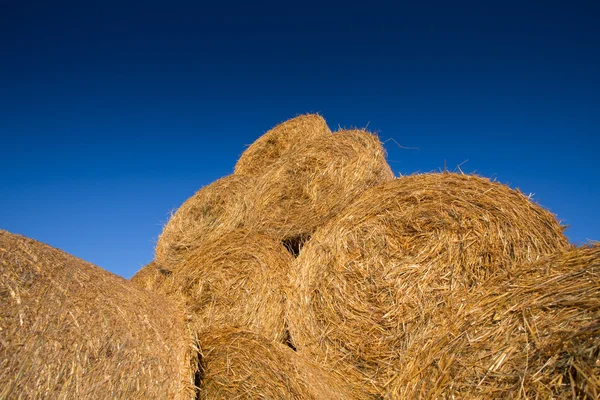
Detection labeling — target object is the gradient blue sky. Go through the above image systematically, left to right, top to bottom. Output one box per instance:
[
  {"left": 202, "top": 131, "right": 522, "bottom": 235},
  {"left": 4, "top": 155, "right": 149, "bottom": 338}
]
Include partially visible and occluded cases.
[{"left": 1, "top": 1, "right": 598, "bottom": 278}]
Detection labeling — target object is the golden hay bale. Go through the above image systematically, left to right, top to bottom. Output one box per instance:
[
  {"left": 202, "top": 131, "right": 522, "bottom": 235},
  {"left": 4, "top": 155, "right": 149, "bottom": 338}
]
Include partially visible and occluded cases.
[
  {"left": 234, "top": 113, "right": 332, "bottom": 177},
  {"left": 246, "top": 129, "right": 394, "bottom": 242},
  {"left": 287, "top": 173, "right": 569, "bottom": 396},
  {"left": 155, "top": 174, "right": 254, "bottom": 265},
  {"left": 158, "top": 229, "right": 294, "bottom": 343},
  {"left": 0, "top": 230, "right": 196, "bottom": 399},
  {"left": 388, "top": 244, "right": 600, "bottom": 399},
  {"left": 130, "top": 260, "right": 172, "bottom": 291},
  {"left": 197, "top": 327, "right": 359, "bottom": 400}
]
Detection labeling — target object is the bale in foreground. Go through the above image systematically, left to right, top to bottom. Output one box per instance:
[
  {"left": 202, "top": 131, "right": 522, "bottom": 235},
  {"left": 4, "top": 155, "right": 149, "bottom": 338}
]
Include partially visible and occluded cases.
[
  {"left": 234, "top": 113, "right": 332, "bottom": 177},
  {"left": 247, "top": 129, "right": 394, "bottom": 243},
  {"left": 287, "top": 173, "right": 569, "bottom": 396},
  {"left": 155, "top": 174, "right": 253, "bottom": 265},
  {"left": 157, "top": 229, "right": 294, "bottom": 343},
  {"left": 0, "top": 230, "right": 195, "bottom": 399},
  {"left": 388, "top": 244, "right": 600, "bottom": 399},
  {"left": 197, "top": 327, "right": 359, "bottom": 399}
]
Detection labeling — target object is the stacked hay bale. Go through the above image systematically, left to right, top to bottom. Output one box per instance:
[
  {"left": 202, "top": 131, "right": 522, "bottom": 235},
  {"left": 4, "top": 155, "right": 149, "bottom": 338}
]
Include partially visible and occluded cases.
[
  {"left": 234, "top": 113, "right": 332, "bottom": 177},
  {"left": 243, "top": 129, "right": 395, "bottom": 242},
  {"left": 286, "top": 173, "right": 570, "bottom": 397},
  {"left": 154, "top": 174, "right": 254, "bottom": 266},
  {"left": 154, "top": 229, "right": 294, "bottom": 343},
  {"left": 0, "top": 230, "right": 196, "bottom": 399},
  {"left": 387, "top": 243, "right": 600, "bottom": 399},
  {"left": 130, "top": 259, "right": 172, "bottom": 291},
  {"left": 197, "top": 327, "right": 357, "bottom": 400}
]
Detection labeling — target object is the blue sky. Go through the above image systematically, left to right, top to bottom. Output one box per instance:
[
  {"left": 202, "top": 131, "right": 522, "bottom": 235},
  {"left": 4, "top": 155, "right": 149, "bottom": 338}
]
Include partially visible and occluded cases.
[{"left": 1, "top": 1, "right": 598, "bottom": 278}]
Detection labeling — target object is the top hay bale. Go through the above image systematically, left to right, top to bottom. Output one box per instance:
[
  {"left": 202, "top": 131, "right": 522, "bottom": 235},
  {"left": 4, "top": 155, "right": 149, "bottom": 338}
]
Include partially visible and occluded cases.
[
  {"left": 234, "top": 114, "right": 332, "bottom": 177},
  {"left": 246, "top": 129, "right": 395, "bottom": 241},
  {"left": 287, "top": 173, "right": 570, "bottom": 396},
  {"left": 155, "top": 174, "right": 253, "bottom": 265},
  {"left": 0, "top": 230, "right": 195, "bottom": 399},
  {"left": 388, "top": 243, "right": 600, "bottom": 399},
  {"left": 197, "top": 327, "right": 359, "bottom": 400}
]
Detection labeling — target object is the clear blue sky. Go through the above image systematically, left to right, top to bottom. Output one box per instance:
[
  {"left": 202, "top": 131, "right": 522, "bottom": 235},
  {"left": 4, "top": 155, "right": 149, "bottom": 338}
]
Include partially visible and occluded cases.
[{"left": 1, "top": 1, "right": 598, "bottom": 278}]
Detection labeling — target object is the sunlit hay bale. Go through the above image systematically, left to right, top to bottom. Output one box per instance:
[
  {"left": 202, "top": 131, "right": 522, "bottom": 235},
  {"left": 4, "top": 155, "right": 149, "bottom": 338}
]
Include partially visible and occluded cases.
[
  {"left": 234, "top": 114, "right": 332, "bottom": 177},
  {"left": 247, "top": 129, "right": 394, "bottom": 243},
  {"left": 286, "top": 173, "right": 569, "bottom": 396},
  {"left": 155, "top": 174, "right": 254, "bottom": 265},
  {"left": 161, "top": 229, "right": 294, "bottom": 343},
  {"left": 0, "top": 230, "right": 196, "bottom": 400},
  {"left": 388, "top": 244, "right": 600, "bottom": 399},
  {"left": 130, "top": 260, "right": 172, "bottom": 291},
  {"left": 197, "top": 327, "right": 360, "bottom": 400}
]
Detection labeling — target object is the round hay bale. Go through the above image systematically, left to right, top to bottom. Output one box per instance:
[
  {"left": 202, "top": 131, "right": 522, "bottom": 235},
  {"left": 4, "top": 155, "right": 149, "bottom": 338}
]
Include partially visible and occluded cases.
[
  {"left": 234, "top": 113, "right": 332, "bottom": 177},
  {"left": 247, "top": 129, "right": 394, "bottom": 242},
  {"left": 286, "top": 173, "right": 569, "bottom": 396},
  {"left": 155, "top": 174, "right": 254, "bottom": 265},
  {"left": 161, "top": 229, "right": 294, "bottom": 343},
  {"left": 0, "top": 230, "right": 196, "bottom": 400},
  {"left": 388, "top": 244, "right": 600, "bottom": 399},
  {"left": 130, "top": 260, "right": 172, "bottom": 291},
  {"left": 197, "top": 327, "right": 359, "bottom": 399}
]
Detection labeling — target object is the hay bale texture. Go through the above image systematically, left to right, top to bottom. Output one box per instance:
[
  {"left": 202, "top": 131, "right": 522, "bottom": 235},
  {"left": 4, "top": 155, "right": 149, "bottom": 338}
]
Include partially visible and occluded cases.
[
  {"left": 234, "top": 113, "right": 332, "bottom": 177},
  {"left": 246, "top": 129, "right": 394, "bottom": 241},
  {"left": 287, "top": 173, "right": 569, "bottom": 396},
  {"left": 155, "top": 174, "right": 253, "bottom": 265},
  {"left": 153, "top": 229, "right": 294, "bottom": 343},
  {"left": 0, "top": 230, "right": 195, "bottom": 399},
  {"left": 388, "top": 243, "right": 600, "bottom": 399},
  {"left": 130, "top": 260, "right": 172, "bottom": 291},
  {"left": 197, "top": 327, "right": 358, "bottom": 399}
]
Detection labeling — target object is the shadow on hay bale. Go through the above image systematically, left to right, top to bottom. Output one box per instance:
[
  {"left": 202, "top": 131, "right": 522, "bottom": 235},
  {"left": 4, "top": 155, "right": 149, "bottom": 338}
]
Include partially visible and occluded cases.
[
  {"left": 234, "top": 113, "right": 332, "bottom": 177},
  {"left": 247, "top": 129, "right": 394, "bottom": 243},
  {"left": 287, "top": 173, "right": 570, "bottom": 396},
  {"left": 155, "top": 174, "right": 254, "bottom": 265},
  {"left": 152, "top": 229, "right": 294, "bottom": 344},
  {"left": 0, "top": 230, "right": 196, "bottom": 399},
  {"left": 388, "top": 243, "right": 600, "bottom": 399},
  {"left": 197, "top": 327, "right": 359, "bottom": 400}
]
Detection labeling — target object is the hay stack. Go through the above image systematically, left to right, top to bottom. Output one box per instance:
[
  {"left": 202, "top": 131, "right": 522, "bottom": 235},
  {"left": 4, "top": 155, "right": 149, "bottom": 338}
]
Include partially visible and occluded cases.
[
  {"left": 234, "top": 113, "right": 332, "bottom": 177},
  {"left": 247, "top": 129, "right": 394, "bottom": 242},
  {"left": 287, "top": 173, "right": 569, "bottom": 396},
  {"left": 155, "top": 174, "right": 253, "bottom": 265},
  {"left": 159, "top": 229, "right": 294, "bottom": 343},
  {"left": 0, "top": 230, "right": 195, "bottom": 399},
  {"left": 388, "top": 244, "right": 600, "bottom": 399},
  {"left": 130, "top": 260, "right": 172, "bottom": 291},
  {"left": 197, "top": 327, "right": 359, "bottom": 399}
]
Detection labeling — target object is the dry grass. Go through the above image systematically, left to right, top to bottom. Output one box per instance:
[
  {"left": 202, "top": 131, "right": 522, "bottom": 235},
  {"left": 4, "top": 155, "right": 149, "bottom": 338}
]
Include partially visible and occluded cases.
[
  {"left": 234, "top": 113, "right": 332, "bottom": 177},
  {"left": 246, "top": 129, "right": 394, "bottom": 242},
  {"left": 287, "top": 173, "right": 570, "bottom": 396},
  {"left": 155, "top": 174, "right": 254, "bottom": 265},
  {"left": 153, "top": 229, "right": 294, "bottom": 344},
  {"left": 0, "top": 230, "right": 196, "bottom": 399},
  {"left": 388, "top": 243, "right": 600, "bottom": 399},
  {"left": 130, "top": 260, "right": 172, "bottom": 291},
  {"left": 197, "top": 327, "right": 360, "bottom": 399}
]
